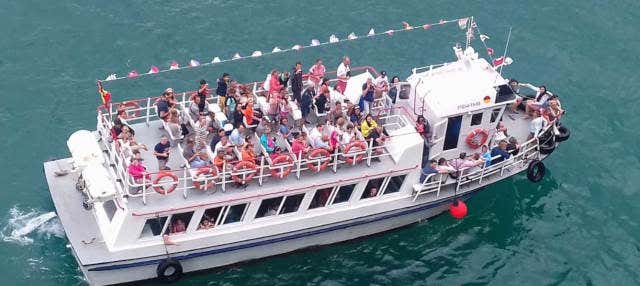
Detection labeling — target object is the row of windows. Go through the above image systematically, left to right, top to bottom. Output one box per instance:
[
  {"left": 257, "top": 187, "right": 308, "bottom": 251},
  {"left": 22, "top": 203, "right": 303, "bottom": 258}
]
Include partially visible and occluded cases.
[
  {"left": 470, "top": 108, "right": 502, "bottom": 126},
  {"left": 139, "top": 175, "right": 407, "bottom": 238}
]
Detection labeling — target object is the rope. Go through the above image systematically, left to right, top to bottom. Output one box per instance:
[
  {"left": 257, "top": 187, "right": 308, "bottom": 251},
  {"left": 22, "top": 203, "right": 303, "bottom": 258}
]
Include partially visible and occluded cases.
[{"left": 102, "top": 17, "right": 473, "bottom": 82}]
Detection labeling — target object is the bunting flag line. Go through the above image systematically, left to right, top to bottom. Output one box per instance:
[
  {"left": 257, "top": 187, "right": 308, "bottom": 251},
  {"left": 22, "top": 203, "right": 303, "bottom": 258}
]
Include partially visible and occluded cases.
[
  {"left": 102, "top": 16, "right": 473, "bottom": 82},
  {"left": 479, "top": 34, "right": 490, "bottom": 42},
  {"left": 486, "top": 48, "right": 494, "bottom": 56},
  {"left": 492, "top": 56, "right": 505, "bottom": 67}
]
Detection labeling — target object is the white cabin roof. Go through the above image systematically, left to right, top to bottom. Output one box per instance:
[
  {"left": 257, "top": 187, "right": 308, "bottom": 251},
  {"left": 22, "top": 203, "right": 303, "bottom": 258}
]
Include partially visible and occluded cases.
[{"left": 409, "top": 55, "right": 509, "bottom": 118}]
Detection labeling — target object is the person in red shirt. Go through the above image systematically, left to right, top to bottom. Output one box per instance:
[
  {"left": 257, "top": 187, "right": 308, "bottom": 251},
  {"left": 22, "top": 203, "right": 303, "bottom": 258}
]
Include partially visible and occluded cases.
[
  {"left": 308, "top": 58, "right": 326, "bottom": 86},
  {"left": 268, "top": 69, "right": 283, "bottom": 98},
  {"left": 291, "top": 132, "right": 310, "bottom": 158},
  {"left": 127, "top": 158, "right": 149, "bottom": 183}
]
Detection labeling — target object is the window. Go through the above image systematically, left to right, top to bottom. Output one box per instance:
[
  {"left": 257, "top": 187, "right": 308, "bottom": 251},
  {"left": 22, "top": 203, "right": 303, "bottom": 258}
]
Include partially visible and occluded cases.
[
  {"left": 398, "top": 84, "right": 411, "bottom": 100},
  {"left": 490, "top": 108, "right": 501, "bottom": 123},
  {"left": 471, "top": 112, "right": 483, "bottom": 126},
  {"left": 443, "top": 115, "right": 462, "bottom": 151},
  {"left": 384, "top": 175, "right": 406, "bottom": 195},
  {"left": 361, "top": 178, "right": 385, "bottom": 199},
  {"left": 332, "top": 184, "right": 355, "bottom": 204},
  {"left": 309, "top": 187, "right": 333, "bottom": 209},
  {"left": 280, "top": 194, "right": 305, "bottom": 214},
  {"left": 256, "top": 197, "right": 284, "bottom": 218},
  {"left": 103, "top": 200, "right": 117, "bottom": 222},
  {"left": 223, "top": 203, "right": 248, "bottom": 224},
  {"left": 198, "top": 207, "right": 223, "bottom": 230},
  {"left": 165, "top": 212, "right": 194, "bottom": 235},
  {"left": 140, "top": 216, "right": 168, "bottom": 238}
]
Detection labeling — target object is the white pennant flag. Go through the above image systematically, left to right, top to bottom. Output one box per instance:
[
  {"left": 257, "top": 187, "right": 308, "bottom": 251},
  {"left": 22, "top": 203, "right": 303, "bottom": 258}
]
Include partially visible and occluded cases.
[
  {"left": 367, "top": 28, "right": 375, "bottom": 36},
  {"left": 347, "top": 32, "right": 357, "bottom": 40},
  {"left": 329, "top": 34, "right": 339, "bottom": 43},
  {"left": 479, "top": 34, "right": 490, "bottom": 42},
  {"left": 311, "top": 39, "right": 320, "bottom": 46},
  {"left": 292, "top": 44, "right": 302, "bottom": 50},
  {"left": 272, "top": 47, "right": 282, "bottom": 52},
  {"left": 251, "top": 51, "right": 262, "bottom": 57},
  {"left": 232, "top": 53, "right": 241, "bottom": 59},
  {"left": 212, "top": 57, "right": 221, "bottom": 63},
  {"left": 105, "top": 74, "right": 117, "bottom": 81}
]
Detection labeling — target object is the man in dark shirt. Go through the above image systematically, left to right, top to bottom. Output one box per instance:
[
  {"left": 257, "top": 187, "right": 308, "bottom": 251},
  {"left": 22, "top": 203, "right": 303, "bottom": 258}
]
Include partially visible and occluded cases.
[
  {"left": 291, "top": 62, "right": 304, "bottom": 104},
  {"left": 216, "top": 73, "right": 230, "bottom": 110},
  {"left": 361, "top": 78, "right": 375, "bottom": 114},
  {"left": 197, "top": 79, "right": 209, "bottom": 111},
  {"left": 301, "top": 85, "right": 314, "bottom": 123},
  {"left": 156, "top": 93, "right": 170, "bottom": 121},
  {"left": 209, "top": 129, "right": 225, "bottom": 152},
  {"left": 153, "top": 135, "right": 171, "bottom": 170},
  {"left": 506, "top": 137, "right": 520, "bottom": 155},
  {"left": 490, "top": 140, "right": 511, "bottom": 165},
  {"left": 420, "top": 159, "right": 445, "bottom": 183}
]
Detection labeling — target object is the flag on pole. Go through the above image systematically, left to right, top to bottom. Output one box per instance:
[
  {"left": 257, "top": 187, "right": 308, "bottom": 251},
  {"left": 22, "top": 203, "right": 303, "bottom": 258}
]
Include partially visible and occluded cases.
[
  {"left": 458, "top": 18, "right": 469, "bottom": 29},
  {"left": 479, "top": 34, "right": 490, "bottom": 42},
  {"left": 486, "top": 48, "right": 494, "bottom": 56},
  {"left": 492, "top": 56, "right": 505, "bottom": 67},
  {"left": 170, "top": 61, "right": 179, "bottom": 70},
  {"left": 148, "top": 66, "right": 159, "bottom": 74},
  {"left": 97, "top": 80, "right": 111, "bottom": 108}
]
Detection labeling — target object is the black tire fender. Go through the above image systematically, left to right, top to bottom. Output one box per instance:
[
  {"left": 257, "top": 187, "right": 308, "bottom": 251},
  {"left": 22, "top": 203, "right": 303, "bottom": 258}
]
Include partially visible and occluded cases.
[
  {"left": 527, "top": 160, "right": 546, "bottom": 183},
  {"left": 157, "top": 258, "right": 183, "bottom": 283}
]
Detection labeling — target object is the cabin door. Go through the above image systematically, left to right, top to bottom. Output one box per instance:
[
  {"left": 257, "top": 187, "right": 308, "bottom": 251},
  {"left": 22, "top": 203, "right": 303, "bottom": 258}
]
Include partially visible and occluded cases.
[{"left": 443, "top": 115, "right": 462, "bottom": 151}]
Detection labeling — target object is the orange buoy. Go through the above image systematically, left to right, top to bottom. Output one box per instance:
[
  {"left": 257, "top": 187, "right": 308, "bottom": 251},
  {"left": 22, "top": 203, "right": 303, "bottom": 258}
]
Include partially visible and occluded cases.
[{"left": 449, "top": 199, "right": 467, "bottom": 219}]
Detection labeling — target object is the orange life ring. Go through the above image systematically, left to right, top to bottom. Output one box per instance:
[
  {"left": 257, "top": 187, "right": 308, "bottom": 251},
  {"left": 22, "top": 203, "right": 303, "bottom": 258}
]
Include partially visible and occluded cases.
[
  {"left": 118, "top": 101, "right": 142, "bottom": 117},
  {"left": 465, "top": 128, "right": 489, "bottom": 149},
  {"left": 343, "top": 141, "right": 367, "bottom": 165},
  {"left": 306, "top": 148, "right": 331, "bottom": 172},
  {"left": 270, "top": 154, "right": 294, "bottom": 178},
  {"left": 232, "top": 161, "right": 257, "bottom": 184},
  {"left": 192, "top": 167, "right": 218, "bottom": 190},
  {"left": 153, "top": 171, "right": 179, "bottom": 194}
]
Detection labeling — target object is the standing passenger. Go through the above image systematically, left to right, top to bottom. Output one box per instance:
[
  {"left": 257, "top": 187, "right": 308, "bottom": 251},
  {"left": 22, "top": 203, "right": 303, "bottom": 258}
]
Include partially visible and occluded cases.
[{"left": 335, "top": 56, "right": 350, "bottom": 94}]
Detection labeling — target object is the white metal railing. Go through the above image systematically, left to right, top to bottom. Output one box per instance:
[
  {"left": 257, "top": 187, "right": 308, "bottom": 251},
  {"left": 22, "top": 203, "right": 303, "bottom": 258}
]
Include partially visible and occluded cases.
[{"left": 412, "top": 123, "right": 554, "bottom": 201}]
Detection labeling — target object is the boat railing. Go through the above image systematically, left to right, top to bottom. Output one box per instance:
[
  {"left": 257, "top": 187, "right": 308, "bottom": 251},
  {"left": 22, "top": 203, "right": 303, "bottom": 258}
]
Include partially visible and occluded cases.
[{"left": 412, "top": 124, "right": 554, "bottom": 201}]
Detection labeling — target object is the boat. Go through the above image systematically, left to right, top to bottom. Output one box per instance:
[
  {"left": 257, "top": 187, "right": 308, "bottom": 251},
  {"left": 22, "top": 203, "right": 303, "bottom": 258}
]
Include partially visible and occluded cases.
[{"left": 43, "top": 19, "right": 570, "bottom": 285}]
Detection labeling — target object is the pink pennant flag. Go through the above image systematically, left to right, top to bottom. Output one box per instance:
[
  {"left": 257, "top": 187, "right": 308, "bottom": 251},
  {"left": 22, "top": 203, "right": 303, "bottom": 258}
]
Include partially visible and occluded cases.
[
  {"left": 458, "top": 18, "right": 469, "bottom": 29},
  {"left": 439, "top": 19, "right": 445, "bottom": 24},
  {"left": 422, "top": 24, "right": 431, "bottom": 30},
  {"left": 385, "top": 30, "right": 394, "bottom": 36},
  {"left": 486, "top": 48, "right": 494, "bottom": 56},
  {"left": 493, "top": 56, "right": 505, "bottom": 67},
  {"left": 189, "top": 59, "right": 200, "bottom": 67},
  {"left": 169, "top": 61, "right": 179, "bottom": 70},
  {"left": 148, "top": 66, "right": 159, "bottom": 74},
  {"left": 127, "top": 70, "right": 138, "bottom": 78}
]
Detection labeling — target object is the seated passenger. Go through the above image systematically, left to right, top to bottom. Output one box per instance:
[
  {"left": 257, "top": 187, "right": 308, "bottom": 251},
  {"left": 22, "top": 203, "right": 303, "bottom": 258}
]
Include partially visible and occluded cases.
[
  {"left": 524, "top": 84, "right": 553, "bottom": 117},
  {"left": 314, "top": 90, "right": 329, "bottom": 114},
  {"left": 542, "top": 96, "right": 564, "bottom": 123},
  {"left": 328, "top": 101, "right": 346, "bottom": 122},
  {"left": 348, "top": 105, "right": 363, "bottom": 125},
  {"left": 528, "top": 109, "right": 547, "bottom": 139},
  {"left": 361, "top": 115, "right": 386, "bottom": 148},
  {"left": 279, "top": 118, "right": 293, "bottom": 142},
  {"left": 494, "top": 121, "right": 508, "bottom": 142},
  {"left": 340, "top": 123, "right": 356, "bottom": 145},
  {"left": 229, "top": 124, "right": 246, "bottom": 146},
  {"left": 309, "top": 124, "right": 329, "bottom": 149},
  {"left": 260, "top": 127, "right": 276, "bottom": 154},
  {"left": 292, "top": 133, "right": 311, "bottom": 157},
  {"left": 214, "top": 136, "right": 230, "bottom": 153},
  {"left": 506, "top": 137, "right": 520, "bottom": 155},
  {"left": 183, "top": 138, "right": 196, "bottom": 163},
  {"left": 490, "top": 140, "right": 511, "bottom": 164},
  {"left": 241, "top": 143, "right": 257, "bottom": 163},
  {"left": 481, "top": 145, "right": 492, "bottom": 167},
  {"left": 190, "top": 151, "right": 210, "bottom": 168},
  {"left": 214, "top": 152, "right": 226, "bottom": 169},
  {"left": 449, "top": 152, "right": 484, "bottom": 177},
  {"left": 436, "top": 157, "right": 456, "bottom": 173},
  {"left": 127, "top": 158, "right": 149, "bottom": 183},
  {"left": 420, "top": 159, "right": 448, "bottom": 183},
  {"left": 198, "top": 215, "right": 215, "bottom": 230},
  {"left": 169, "top": 219, "right": 186, "bottom": 234}
]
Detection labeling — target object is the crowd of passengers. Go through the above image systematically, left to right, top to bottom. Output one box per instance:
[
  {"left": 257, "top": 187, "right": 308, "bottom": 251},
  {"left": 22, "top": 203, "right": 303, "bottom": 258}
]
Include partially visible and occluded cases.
[
  {"left": 114, "top": 56, "right": 408, "bottom": 183},
  {"left": 420, "top": 79, "right": 565, "bottom": 183}
]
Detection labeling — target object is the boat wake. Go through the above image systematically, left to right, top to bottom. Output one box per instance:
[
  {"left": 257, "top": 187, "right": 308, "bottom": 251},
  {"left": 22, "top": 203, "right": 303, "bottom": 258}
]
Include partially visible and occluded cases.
[{"left": 0, "top": 206, "right": 64, "bottom": 245}]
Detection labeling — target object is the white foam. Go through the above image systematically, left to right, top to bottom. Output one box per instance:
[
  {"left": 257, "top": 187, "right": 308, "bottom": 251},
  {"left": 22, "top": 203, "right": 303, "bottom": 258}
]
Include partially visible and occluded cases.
[{"left": 1, "top": 206, "right": 60, "bottom": 245}]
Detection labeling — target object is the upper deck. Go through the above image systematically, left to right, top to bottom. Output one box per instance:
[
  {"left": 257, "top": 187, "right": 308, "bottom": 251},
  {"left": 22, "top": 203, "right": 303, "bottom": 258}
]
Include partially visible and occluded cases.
[{"left": 89, "top": 66, "right": 424, "bottom": 214}]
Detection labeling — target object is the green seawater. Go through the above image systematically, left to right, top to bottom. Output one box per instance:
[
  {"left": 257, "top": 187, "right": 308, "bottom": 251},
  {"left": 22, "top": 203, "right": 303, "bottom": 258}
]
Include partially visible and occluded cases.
[{"left": 1, "top": 0, "right": 639, "bottom": 285}]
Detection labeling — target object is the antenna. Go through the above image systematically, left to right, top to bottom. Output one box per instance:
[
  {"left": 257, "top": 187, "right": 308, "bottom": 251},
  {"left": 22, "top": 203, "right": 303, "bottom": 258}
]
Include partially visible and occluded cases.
[
  {"left": 465, "top": 16, "right": 474, "bottom": 49},
  {"left": 498, "top": 27, "right": 512, "bottom": 76}
]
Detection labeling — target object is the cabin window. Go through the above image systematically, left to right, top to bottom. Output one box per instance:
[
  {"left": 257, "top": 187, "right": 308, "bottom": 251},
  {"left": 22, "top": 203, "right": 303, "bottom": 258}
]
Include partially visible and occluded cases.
[
  {"left": 398, "top": 84, "right": 411, "bottom": 100},
  {"left": 490, "top": 108, "right": 501, "bottom": 123},
  {"left": 470, "top": 112, "right": 483, "bottom": 126},
  {"left": 384, "top": 175, "right": 406, "bottom": 195},
  {"left": 361, "top": 178, "right": 385, "bottom": 199},
  {"left": 332, "top": 184, "right": 355, "bottom": 204},
  {"left": 309, "top": 187, "right": 333, "bottom": 209},
  {"left": 280, "top": 194, "right": 305, "bottom": 214},
  {"left": 256, "top": 197, "right": 284, "bottom": 218},
  {"left": 103, "top": 200, "right": 117, "bottom": 222},
  {"left": 223, "top": 203, "right": 248, "bottom": 224},
  {"left": 198, "top": 206, "right": 223, "bottom": 230},
  {"left": 165, "top": 211, "right": 194, "bottom": 235},
  {"left": 140, "top": 216, "right": 168, "bottom": 238}
]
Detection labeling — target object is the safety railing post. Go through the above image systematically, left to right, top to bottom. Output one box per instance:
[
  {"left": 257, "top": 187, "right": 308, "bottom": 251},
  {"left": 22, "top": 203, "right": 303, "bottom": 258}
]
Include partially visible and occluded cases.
[
  {"left": 145, "top": 97, "right": 152, "bottom": 126},
  {"left": 366, "top": 140, "right": 373, "bottom": 167},
  {"left": 332, "top": 147, "right": 339, "bottom": 173},
  {"left": 296, "top": 151, "right": 302, "bottom": 179},
  {"left": 259, "top": 157, "right": 264, "bottom": 186},
  {"left": 221, "top": 162, "right": 226, "bottom": 192},
  {"left": 182, "top": 168, "right": 188, "bottom": 199},
  {"left": 436, "top": 174, "right": 443, "bottom": 198},
  {"left": 142, "top": 175, "right": 147, "bottom": 205}
]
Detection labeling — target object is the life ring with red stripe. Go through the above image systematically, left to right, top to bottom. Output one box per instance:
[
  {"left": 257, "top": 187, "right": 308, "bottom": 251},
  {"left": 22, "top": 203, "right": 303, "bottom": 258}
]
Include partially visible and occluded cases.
[
  {"left": 118, "top": 101, "right": 142, "bottom": 117},
  {"left": 465, "top": 128, "right": 489, "bottom": 149},
  {"left": 343, "top": 141, "right": 367, "bottom": 165},
  {"left": 306, "top": 148, "right": 331, "bottom": 172},
  {"left": 270, "top": 154, "right": 294, "bottom": 178},
  {"left": 232, "top": 161, "right": 257, "bottom": 184},
  {"left": 192, "top": 167, "right": 217, "bottom": 190},
  {"left": 153, "top": 171, "right": 179, "bottom": 194}
]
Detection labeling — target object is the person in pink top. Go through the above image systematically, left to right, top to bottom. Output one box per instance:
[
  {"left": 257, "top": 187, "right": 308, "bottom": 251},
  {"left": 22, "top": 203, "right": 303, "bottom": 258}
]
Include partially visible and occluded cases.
[
  {"left": 335, "top": 56, "right": 350, "bottom": 94},
  {"left": 308, "top": 58, "right": 326, "bottom": 86},
  {"left": 268, "top": 69, "right": 283, "bottom": 98},
  {"left": 127, "top": 158, "right": 149, "bottom": 183}
]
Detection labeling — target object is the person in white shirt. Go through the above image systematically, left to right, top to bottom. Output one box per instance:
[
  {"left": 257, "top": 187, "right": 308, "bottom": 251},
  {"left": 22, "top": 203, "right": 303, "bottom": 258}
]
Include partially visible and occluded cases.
[
  {"left": 335, "top": 56, "right": 350, "bottom": 94},
  {"left": 374, "top": 71, "right": 391, "bottom": 108},
  {"left": 524, "top": 84, "right": 552, "bottom": 118},
  {"left": 528, "top": 109, "right": 547, "bottom": 139},
  {"left": 309, "top": 123, "right": 329, "bottom": 149}
]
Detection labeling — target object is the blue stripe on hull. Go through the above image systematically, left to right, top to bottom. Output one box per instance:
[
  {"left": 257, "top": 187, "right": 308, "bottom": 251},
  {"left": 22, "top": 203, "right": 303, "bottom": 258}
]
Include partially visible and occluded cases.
[{"left": 89, "top": 189, "right": 481, "bottom": 272}]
